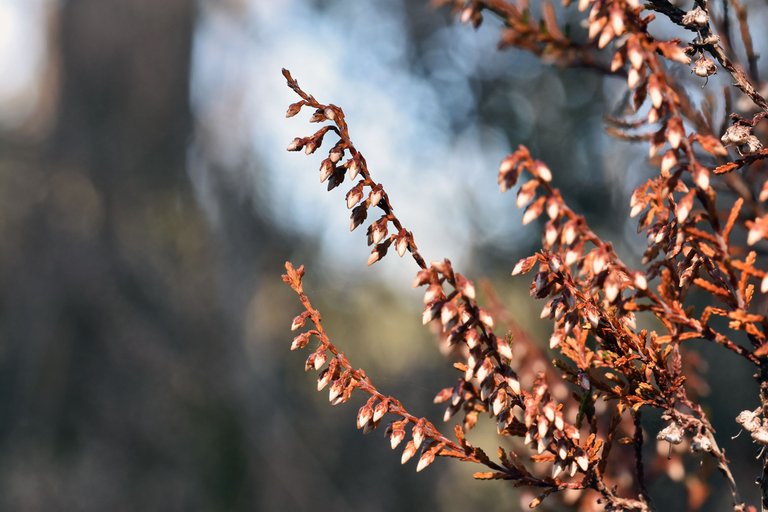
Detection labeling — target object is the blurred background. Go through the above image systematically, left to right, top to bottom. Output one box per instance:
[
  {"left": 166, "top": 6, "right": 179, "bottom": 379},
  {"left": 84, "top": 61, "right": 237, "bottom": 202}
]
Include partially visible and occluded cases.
[{"left": 0, "top": 0, "right": 765, "bottom": 510}]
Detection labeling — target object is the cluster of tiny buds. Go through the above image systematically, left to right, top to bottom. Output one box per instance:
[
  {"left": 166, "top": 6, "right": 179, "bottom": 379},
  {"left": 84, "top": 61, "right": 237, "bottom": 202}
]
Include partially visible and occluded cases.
[
  {"left": 681, "top": 7, "right": 709, "bottom": 29},
  {"left": 691, "top": 55, "right": 717, "bottom": 80},
  {"left": 721, "top": 122, "right": 764, "bottom": 156},
  {"left": 736, "top": 409, "right": 768, "bottom": 446},
  {"left": 656, "top": 421, "right": 712, "bottom": 453}
]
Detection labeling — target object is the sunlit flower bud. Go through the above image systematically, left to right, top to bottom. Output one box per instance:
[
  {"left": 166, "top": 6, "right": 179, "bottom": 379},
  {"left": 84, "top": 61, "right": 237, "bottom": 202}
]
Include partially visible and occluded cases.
[
  {"left": 682, "top": 6, "right": 709, "bottom": 27},
  {"left": 610, "top": 7, "right": 625, "bottom": 35},
  {"left": 588, "top": 16, "right": 607, "bottom": 40},
  {"left": 598, "top": 26, "right": 614, "bottom": 49},
  {"left": 627, "top": 38, "right": 644, "bottom": 69},
  {"left": 610, "top": 51, "right": 624, "bottom": 72},
  {"left": 691, "top": 56, "right": 717, "bottom": 78},
  {"left": 648, "top": 75, "right": 663, "bottom": 108},
  {"left": 648, "top": 108, "right": 659, "bottom": 124},
  {"left": 666, "top": 118, "right": 684, "bottom": 149},
  {"left": 721, "top": 123, "right": 752, "bottom": 145},
  {"left": 740, "top": 135, "right": 763, "bottom": 155},
  {"left": 287, "top": 137, "right": 304, "bottom": 151},
  {"left": 329, "top": 147, "right": 343, "bottom": 163},
  {"left": 661, "top": 150, "right": 677, "bottom": 176},
  {"left": 347, "top": 158, "right": 360, "bottom": 180},
  {"left": 319, "top": 159, "right": 334, "bottom": 183},
  {"left": 534, "top": 161, "right": 552, "bottom": 182},
  {"left": 693, "top": 165, "right": 710, "bottom": 190},
  {"left": 346, "top": 184, "right": 364, "bottom": 209},
  {"left": 369, "top": 187, "right": 384, "bottom": 207},
  {"left": 676, "top": 190, "right": 694, "bottom": 223},
  {"left": 395, "top": 235, "right": 409, "bottom": 257},
  {"left": 634, "top": 272, "right": 648, "bottom": 290},
  {"left": 451, "top": 273, "right": 473, "bottom": 300},
  {"left": 478, "top": 309, "right": 494, "bottom": 328},
  {"left": 291, "top": 312, "right": 309, "bottom": 331},
  {"left": 465, "top": 329, "right": 480, "bottom": 349},
  {"left": 291, "top": 332, "right": 310, "bottom": 351},
  {"left": 496, "top": 337, "right": 513, "bottom": 360},
  {"left": 313, "top": 350, "right": 327, "bottom": 370},
  {"left": 317, "top": 369, "right": 332, "bottom": 391},
  {"left": 507, "top": 376, "right": 521, "bottom": 395},
  {"left": 328, "top": 380, "right": 343, "bottom": 403},
  {"left": 492, "top": 388, "right": 507, "bottom": 416},
  {"left": 373, "top": 401, "right": 389, "bottom": 423},
  {"left": 357, "top": 405, "right": 373, "bottom": 429},
  {"left": 657, "top": 422, "right": 683, "bottom": 444},
  {"left": 412, "top": 425, "right": 425, "bottom": 449},
  {"left": 390, "top": 428, "right": 406, "bottom": 449},
  {"left": 691, "top": 433, "right": 712, "bottom": 452},
  {"left": 400, "top": 440, "right": 417, "bottom": 464},
  {"left": 416, "top": 450, "right": 436, "bottom": 472},
  {"left": 576, "top": 453, "right": 589, "bottom": 471}
]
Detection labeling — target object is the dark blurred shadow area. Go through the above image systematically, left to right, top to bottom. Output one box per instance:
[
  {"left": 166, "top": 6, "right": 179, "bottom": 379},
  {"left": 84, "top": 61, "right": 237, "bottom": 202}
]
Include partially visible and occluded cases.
[{"left": 0, "top": 0, "right": 762, "bottom": 510}]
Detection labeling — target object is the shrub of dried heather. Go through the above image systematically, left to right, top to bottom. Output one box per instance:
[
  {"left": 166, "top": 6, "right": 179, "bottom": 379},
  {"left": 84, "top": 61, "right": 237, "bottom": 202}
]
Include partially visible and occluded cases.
[{"left": 280, "top": 1, "right": 768, "bottom": 509}]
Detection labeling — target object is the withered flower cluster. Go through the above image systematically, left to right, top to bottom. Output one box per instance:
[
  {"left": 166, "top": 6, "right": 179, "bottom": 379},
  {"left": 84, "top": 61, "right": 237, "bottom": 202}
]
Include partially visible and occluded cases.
[{"left": 280, "top": 0, "right": 768, "bottom": 509}]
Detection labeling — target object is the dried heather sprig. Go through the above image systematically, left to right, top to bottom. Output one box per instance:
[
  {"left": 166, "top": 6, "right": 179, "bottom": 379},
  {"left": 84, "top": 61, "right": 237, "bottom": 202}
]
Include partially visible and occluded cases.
[{"left": 279, "top": 0, "right": 768, "bottom": 506}]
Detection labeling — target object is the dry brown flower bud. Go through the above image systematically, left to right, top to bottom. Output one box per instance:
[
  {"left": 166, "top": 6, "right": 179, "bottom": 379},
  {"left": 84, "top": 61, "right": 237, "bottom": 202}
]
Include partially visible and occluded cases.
[
  {"left": 682, "top": 7, "right": 709, "bottom": 28},
  {"left": 627, "top": 37, "right": 644, "bottom": 70},
  {"left": 691, "top": 56, "right": 717, "bottom": 78},
  {"left": 286, "top": 101, "right": 304, "bottom": 118},
  {"left": 666, "top": 118, "right": 684, "bottom": 149},
  {"left": 721, "top": 123, "right": 752, "bottom": 146},
  {"left": 740, "top": 135, "right": 763, "bottom": 155},
  {"left": 287, "top": 137, "right": 304, "bottom": 151},
  {"left": 329, "top": 147, "right": 344, "bottom": 163},
  {"left": 660, "top": 149, "right": 677, "bottom": 176},
  {"left": 347, "top": 158, "right": 360, "bottom": 180},
  {"left": 692, "top": 165, "right": 710, "bottom": 190},
  {"left": 346, "top": 181, "right": 364, "bottom": 209},
  {"left": 368, "top": 185, "right": 384, "bottom": 207},
  {"left": 676, "top": 190, "right": 695, "bottom": 223},
  {"left": 349, "top": 204, "right": 368, "bottom": 231},
  {"left": 747, "top": 215, "right": 768, "bottom": 245},
  {"left": 512, "top": 255, "right": 538, "bottom": 276},
  {"left": 455, "top": 273, "right": 476, "bottom": 299},
  {"left": 440, "top": 301, "right": 458, "bottom": 327},
  {"left": 422, "top": 302, "right": 441, "bottom": 325},
  {"left": 478, "top": 308, "right": 494, "bottom": 328},
  {"left": 291, "top": 312, "right": 310, "bottom": 331},
  {"left": 291, "top": 332, "right": 311, "bottom": 351},
  {"left": 496, "top": 336, "right": 513, "bottom": 360},
  {"left": 313, "top": 350, "right": 327, "bottom": 370},
  {"left": 492, "top": 388, "right": 507, "bottom": 416},
  {"left": 372, "top": 400, "right": 388, "bottom": 423},
  {"left": 357, "top": 405, "right": 374, "bottom": 429},
  {"left": 657, "top": 422, "right": 684, "bottom": 444},
  {"left": 389, "top": 425, "right": 406, "bottom": 450},
  {"left": 691, "top": 433, "right": 712, "bottom": 452},
  {"left": 401, "top": 440, "right": 418, "bottom": 464},
  {"left": 416, "top": 448, "right": 437, "bottom": 472}
]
